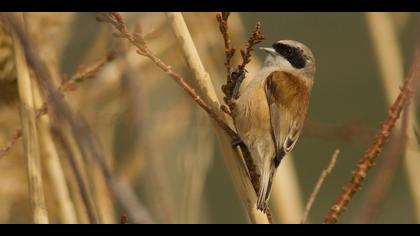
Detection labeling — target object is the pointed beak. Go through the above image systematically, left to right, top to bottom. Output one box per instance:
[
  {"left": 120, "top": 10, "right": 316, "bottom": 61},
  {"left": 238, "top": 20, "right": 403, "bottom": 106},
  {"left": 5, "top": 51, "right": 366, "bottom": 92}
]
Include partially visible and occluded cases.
[{"left": 259, "top": 47, "right": 277, "bottom": 56}]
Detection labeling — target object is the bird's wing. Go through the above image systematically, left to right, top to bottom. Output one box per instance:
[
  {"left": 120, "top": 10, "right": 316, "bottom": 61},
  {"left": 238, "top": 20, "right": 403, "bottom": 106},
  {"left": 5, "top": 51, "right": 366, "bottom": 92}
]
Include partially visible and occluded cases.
[{"left": 265, "top": 71, "right": 306, "bottom": 167}]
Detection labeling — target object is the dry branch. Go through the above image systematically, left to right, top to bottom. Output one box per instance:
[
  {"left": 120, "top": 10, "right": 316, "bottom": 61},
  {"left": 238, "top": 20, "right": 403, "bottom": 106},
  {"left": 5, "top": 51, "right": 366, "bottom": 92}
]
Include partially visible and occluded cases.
[
  {"left": 215, "top": 11, "right": 265, "bottom": 191},
  {"left": 2, "top": 12, "right": 154, "bottom": 224},
  {"left": 97, "top": 12, "right": 271, "bottom": 223},
  {"left": 166, "top": 12, "right": 271, "bottom": 223},
  {"left": 216, "top": 12, "right": 235, "bottom": 81},
  {"left": 218, "top": 12, "right": 264, "bottom": 107},
  {"left": 97, "top": 13, "right": 236, "bottom": 138},
  {"left": 366, "top": 13, "right": 420, "bottom": 222},
  {"left": 0, "top": 52, "right": 115, "bottom": 160},
  {"left": 324, "top": 53, "right": 419, "bottom": 223},
  {"left": 353, "top": 112, "right": 408, "bottom": 224},
  {"left": 0, "top": 129, "right": 22, "bottom": 160},
  {"left": 301, "top": 150, "right": 340, "bottom": 224}
]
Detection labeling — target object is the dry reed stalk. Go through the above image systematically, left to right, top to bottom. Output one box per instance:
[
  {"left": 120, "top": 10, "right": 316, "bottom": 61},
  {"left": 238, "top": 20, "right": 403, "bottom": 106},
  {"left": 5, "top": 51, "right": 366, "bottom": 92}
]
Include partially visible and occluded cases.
[
  {"left": 97, "top": 12, "right": 268, "bottom": 222},
  {"left": 165, "top": 12, "right": 269, "bottom": 223},
  {"left": 216, "top": 12, "right": 265, "bottom": 196},
  {"left": 365, "top": 12, "right": 420, "bottom": 222},
  {"left": 4, "top": 13, "right": 154, "bottom": 224},
  {"left": 97, "top": 13, "right": 236, "bottom": 137},
  {"left": 217, "top": 13, "right": 306, "bottom": 224},
  {"left": 230, "top": 13, "right": 304, "bottom": 223},
  {"left": 12, "top": 23, "right": 49, "bottom": 223},
  {"left": 77, "top": 28, "right": 117, "bottom": 224},
  {"left": 238, "top": 43, "right": 305, "bottom": 224},
  {"left": 0, "top": 46, "right": 114, "bottom": 222},
  {"left": 323, "top": 51, "right": 418, "bottom": 224},
  {"left": 0, "top": 52, "right": 115, "bottom": 161},
  {"left": 33, "top": 84, "right": 78, "bottom": 224},
  {"left": 62, "top": 125, "right": 98, "bottom": 224},
  {"left": 51, "top": 127, "right": 98, "bottom": 224},
  {"left": 301, "top": 150, "right": 340, "bottom": 224},
  {"left": 64, "top": 157, "right": 90, "bottom": 224},
  {"left": 91, "top": 162, "right": 115, "bottom": 224}
]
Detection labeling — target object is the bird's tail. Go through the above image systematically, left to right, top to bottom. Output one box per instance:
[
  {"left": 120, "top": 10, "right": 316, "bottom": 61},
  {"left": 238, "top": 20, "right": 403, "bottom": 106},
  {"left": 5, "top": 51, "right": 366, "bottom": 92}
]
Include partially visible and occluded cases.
[{"left": 256, "top": 163, "right": 277, "bottom": 212}]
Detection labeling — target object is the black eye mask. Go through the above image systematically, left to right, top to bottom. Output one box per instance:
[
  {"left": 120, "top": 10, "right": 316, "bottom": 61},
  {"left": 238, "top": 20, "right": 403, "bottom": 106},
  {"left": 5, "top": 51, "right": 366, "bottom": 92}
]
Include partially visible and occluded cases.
[{"left": 272, "top": 43, "right": 306, "bottom": 69}]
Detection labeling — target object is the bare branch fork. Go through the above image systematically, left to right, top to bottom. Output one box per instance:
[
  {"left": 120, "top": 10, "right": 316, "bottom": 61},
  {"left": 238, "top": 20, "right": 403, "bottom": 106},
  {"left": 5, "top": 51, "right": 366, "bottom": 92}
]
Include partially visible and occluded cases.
[
  {"left": 97, "top": 12, "right": 271, "bottom": 223},
  {"left": 215, "top": 12, "right": 266, "bottom": 206},
  {"left": 217, "top": 12, "right": 264, "bottom": 110},
  {"left": 96, "top": 13, "right": 237, "bottom": 138},
  {"left": 324, "top": 49, "right": 420, "bottom": 224}
]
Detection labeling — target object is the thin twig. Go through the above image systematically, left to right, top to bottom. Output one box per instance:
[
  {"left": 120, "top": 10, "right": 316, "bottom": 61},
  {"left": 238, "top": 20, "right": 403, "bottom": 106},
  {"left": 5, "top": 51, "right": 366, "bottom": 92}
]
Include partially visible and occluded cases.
[
  {"left": 99, "top": 12, "right": 270, "bottom": 223},
  {"left": 164, "top": 12, "right": 269, "bottom": 223},
  {"left": 214, "top": 12, "right": 266, "bottom": 207},
  {"left": 216, "top": 12, "right": 235, "bottom": 82},
  {"left": 216, "top": 12, "right": 235, "bottom": 106},
  {"left": 2, "top": 13, "right": 155, "bottom": 224},
  {"left": 97, "top": 13, "right": 237, "bottom": 139},
  {"left": 218, "top": 13, "right": 264, "bottom": 107},
  {"left": 366, "top": 13, "right": 420, "bottom": 222},
  {"left": 237, "top": 22, "right": 264, "bottom": 73},
  {"left": 324, "top": 51, "right": 419, "bottom": 224},
  {"left": 0, "top": 52, "right": 115, "bottom": 160},
  {"left": 59, "top": 52, "right": 116, "bottom": 93},
  {"left": 353, "top": 110, "right": 408, "bottom": 224},
  {"left": 0, "top": 129, "right": 22, "bottom": 160},
  {"left": 301, "top": 150, "right": 340, "bottom": 224},
  {"left": 120, "top": 214, "right": 128, "bottom": 224}
]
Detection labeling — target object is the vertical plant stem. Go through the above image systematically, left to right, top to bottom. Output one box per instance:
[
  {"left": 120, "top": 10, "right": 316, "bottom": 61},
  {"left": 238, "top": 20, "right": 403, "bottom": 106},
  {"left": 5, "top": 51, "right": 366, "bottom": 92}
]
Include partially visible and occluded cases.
[
  {"left": 4, "top": 12, "right": 154, "bottom": 224},
  {"left": 166, "top": 12, "right": 269, "bottom": 224},
  {"left": 226, "top": 13, "right": 305, "bottom": 224},
  {"left": 13, "top": 23, "right": 49, "bottom": 224},
  {"left": 32, "top": 85, "right": 78, "bottom": 224},
  {"left": 51, "top": 127, "right": 98, "bottom": 224},
  {"left": 63, "top": 128, "right": 93, "bottom": 224}
]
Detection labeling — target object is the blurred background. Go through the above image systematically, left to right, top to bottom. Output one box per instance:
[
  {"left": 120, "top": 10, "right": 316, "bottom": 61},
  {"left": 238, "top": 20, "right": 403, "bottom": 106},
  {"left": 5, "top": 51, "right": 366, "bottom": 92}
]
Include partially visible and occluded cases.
[{"left": 0, "top": 12, "right": 419, "bottom": 224}]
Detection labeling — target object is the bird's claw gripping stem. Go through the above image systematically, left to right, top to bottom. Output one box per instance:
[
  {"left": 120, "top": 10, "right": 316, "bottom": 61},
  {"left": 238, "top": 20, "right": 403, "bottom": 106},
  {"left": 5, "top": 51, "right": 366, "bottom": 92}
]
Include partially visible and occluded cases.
[
  {"left": 230, "top": 68, "right": 246, "bottom": 100},
  {"left": 231, "top": 135, "right": 244, "bottom": 148}
]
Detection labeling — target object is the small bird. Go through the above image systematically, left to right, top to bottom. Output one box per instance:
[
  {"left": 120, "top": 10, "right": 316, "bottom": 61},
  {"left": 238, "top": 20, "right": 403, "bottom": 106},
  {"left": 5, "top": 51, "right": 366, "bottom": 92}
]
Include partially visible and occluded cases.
[{"left": 232, "top": 40, "right": 316, "bottom": 211}]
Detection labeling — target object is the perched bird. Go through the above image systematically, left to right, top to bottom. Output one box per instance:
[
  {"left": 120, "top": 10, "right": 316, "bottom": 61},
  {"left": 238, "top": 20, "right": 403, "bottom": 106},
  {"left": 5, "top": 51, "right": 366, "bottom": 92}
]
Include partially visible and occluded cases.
[{"left": 232, "top": 40, "right": 316, "bottom": 211}]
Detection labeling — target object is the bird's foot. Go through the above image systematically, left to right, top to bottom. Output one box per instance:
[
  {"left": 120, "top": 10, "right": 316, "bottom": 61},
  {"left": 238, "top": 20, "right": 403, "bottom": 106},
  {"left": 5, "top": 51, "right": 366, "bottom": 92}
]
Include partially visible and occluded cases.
[{"left": 230, "top": 68, "right": 247, "bottom": 100}]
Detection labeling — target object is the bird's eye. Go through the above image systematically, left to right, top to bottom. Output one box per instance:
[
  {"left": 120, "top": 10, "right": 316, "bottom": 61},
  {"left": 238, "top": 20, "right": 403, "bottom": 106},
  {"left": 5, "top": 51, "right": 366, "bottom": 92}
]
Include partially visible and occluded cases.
[{"left": 286, "top": 48, "right": 293, "bottom": 55}]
